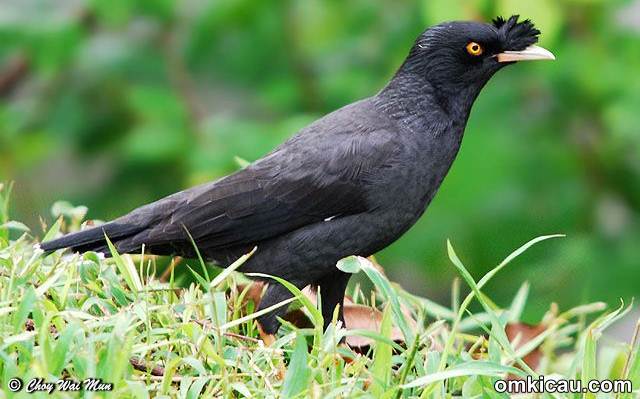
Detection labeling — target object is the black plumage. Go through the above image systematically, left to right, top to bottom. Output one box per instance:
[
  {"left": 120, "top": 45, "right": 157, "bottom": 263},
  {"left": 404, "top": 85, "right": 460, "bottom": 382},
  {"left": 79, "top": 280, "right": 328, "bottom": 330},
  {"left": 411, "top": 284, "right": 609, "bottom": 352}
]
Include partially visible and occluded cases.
[{"left": 41, "top": 16, "right": 552, "bottom": 335}]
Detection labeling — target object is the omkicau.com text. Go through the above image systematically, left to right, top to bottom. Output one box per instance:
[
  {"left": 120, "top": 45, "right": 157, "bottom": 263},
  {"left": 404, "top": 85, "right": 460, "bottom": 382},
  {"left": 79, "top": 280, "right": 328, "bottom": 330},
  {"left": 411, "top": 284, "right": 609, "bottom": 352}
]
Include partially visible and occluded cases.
[{"left": 495, "top": 375, "right": 632, "bottom": 394}]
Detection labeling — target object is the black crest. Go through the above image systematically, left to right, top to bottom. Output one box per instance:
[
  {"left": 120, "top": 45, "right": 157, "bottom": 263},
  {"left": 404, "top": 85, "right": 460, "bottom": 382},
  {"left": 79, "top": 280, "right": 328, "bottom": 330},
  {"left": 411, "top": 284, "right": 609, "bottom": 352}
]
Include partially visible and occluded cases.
[{"left": 493, "top": 15, "right": 540, "bottom": 51}]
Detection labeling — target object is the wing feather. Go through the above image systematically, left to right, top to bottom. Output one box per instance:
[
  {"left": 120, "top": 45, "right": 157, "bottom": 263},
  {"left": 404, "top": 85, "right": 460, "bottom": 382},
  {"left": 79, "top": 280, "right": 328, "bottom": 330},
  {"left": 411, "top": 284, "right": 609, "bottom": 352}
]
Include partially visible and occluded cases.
[{"left": 127, "top": 101, "right": 399, "bottom": 253}]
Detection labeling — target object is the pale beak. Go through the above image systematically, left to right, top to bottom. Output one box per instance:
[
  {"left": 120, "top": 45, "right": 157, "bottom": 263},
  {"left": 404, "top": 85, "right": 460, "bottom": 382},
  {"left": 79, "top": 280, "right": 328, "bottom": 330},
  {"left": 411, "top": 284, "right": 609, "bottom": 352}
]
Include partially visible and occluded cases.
[{"left": 496, "top": 45, "right": 556, "bottom": 63}]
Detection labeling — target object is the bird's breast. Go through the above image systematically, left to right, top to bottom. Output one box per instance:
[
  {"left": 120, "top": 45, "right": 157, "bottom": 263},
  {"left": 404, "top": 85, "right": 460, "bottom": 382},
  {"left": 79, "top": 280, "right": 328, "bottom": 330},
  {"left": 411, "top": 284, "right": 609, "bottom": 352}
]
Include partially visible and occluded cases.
[{"left": 366, "top": 126, "right": 464, "bottom": 229}]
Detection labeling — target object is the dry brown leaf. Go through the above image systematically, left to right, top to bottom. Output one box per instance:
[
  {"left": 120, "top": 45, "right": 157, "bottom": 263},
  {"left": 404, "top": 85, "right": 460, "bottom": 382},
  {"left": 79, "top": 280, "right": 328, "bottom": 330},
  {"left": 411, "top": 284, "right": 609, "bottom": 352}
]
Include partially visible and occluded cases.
[
  {"left": 232, "top": 279, "right": 418, "bottom": 349},
  {"left": 233, "top": 281, "right": 265, "bottom": 309},
  {"left": 297, "top": 286, "right": 414, "bottom": 348},
  {"left": 342, "top": 303, "right": 406, "bottom": 347},
  {"left": 505, "top": 322, "right": 546, "bottom": 377}
]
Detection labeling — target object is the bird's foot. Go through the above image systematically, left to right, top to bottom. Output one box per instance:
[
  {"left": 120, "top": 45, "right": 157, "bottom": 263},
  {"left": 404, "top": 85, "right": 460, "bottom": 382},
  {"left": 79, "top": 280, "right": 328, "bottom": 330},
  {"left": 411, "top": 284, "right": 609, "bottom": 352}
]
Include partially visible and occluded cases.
[
  {"left": 256, "top": 323, "right": 286, "bottom": 380},
  {"left": 257, "top": 323, "right": 276, "bottom": 346}
]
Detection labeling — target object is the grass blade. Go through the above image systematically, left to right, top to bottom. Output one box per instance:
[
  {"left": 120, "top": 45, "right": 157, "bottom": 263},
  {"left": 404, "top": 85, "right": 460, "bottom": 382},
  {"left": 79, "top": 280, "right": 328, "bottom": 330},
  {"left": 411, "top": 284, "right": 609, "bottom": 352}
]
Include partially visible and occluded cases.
[
  {"left": 105, "top": 235, "right": 143, "bottom": 294},
  {"left": 210, "top": 247, "right": 256, "bottom": 289},
  {"left": 370, "top": 304, "right": 393, "bottom": 397},
  {"left": 282, "top": 334, "right": 312, "bottom": 398},
  {"left": 403, "top": 361, "right": 525, "bottom": 388}
]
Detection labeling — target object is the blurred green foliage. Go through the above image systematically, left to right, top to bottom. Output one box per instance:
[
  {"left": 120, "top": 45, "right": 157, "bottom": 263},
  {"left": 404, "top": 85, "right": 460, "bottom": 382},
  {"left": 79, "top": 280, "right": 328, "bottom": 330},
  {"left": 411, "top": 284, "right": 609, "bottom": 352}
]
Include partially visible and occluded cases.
[{"left": 1, "top": 0, "right": 639, "bottom": 320}]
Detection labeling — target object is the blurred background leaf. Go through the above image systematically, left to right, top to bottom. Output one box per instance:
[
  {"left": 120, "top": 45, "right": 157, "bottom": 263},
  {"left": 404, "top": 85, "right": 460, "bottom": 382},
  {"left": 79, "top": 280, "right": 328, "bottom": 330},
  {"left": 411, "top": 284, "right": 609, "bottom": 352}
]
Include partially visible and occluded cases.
[{"left": 1, "top": 0, "right": 639, "bottom": 321}]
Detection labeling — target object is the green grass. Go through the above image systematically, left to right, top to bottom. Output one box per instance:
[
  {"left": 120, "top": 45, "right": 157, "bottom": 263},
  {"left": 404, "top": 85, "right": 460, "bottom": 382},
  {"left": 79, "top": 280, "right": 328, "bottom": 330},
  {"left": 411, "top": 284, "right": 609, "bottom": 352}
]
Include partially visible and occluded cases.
[{"left": 0, "top": 182, "right": 638, "bottom": 398}]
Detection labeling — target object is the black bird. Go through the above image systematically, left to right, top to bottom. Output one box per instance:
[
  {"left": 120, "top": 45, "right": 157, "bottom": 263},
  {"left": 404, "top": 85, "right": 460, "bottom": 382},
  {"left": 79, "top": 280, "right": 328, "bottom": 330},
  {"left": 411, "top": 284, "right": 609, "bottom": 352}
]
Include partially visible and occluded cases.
[{"left": 41, "top": 16, "right": 554, "bottom": 341}]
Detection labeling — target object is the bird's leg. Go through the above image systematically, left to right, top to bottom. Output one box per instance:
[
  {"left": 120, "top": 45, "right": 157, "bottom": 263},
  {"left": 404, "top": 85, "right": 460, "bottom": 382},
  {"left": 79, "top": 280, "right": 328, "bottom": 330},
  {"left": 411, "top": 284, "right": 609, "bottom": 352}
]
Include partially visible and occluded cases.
[
  {"left": 317, "top": 271, "right": 352, "bottom": 332},
  {"left": 317, "top": 271, "right": 355, "bottom": 362},
  {"left": 256, "top": 280, "right": 303, "bottom": 345}
]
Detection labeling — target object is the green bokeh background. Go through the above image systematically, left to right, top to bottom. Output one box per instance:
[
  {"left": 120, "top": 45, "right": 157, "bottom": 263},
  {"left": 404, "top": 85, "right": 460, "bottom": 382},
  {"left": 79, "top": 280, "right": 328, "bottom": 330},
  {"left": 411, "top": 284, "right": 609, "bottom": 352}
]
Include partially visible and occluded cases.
[{"left": 1, "top": 0, "right": 639, "bottom": 321}]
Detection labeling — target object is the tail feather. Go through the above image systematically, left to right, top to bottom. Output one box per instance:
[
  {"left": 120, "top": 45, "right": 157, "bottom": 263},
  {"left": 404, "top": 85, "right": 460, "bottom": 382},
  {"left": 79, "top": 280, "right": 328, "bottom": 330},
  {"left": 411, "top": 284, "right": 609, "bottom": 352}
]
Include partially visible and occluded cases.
[{"left": 40, "top": 222, "right": 144, "bottom": 254}]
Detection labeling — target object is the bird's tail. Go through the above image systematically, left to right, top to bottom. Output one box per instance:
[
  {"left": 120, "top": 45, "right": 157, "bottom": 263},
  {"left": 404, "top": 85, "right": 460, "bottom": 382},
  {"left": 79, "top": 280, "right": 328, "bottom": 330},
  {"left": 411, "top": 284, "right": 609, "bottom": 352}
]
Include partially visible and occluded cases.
[{"left": 40, "top": 222, "right": 145, "bottom": 255}]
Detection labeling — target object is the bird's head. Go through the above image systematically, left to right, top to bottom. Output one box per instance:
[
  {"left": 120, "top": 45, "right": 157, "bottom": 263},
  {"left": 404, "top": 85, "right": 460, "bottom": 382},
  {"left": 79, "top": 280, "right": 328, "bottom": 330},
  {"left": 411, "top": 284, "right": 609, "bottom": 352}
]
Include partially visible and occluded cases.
[{"left": 396, "top": 15, "right": 554, "bottom": 100}]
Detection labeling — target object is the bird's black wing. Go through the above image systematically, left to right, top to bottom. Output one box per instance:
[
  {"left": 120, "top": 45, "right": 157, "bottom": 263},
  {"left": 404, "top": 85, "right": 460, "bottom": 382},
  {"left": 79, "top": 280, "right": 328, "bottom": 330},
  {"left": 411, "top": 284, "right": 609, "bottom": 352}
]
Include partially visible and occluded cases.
[{"left": 119, "top": 104, "right": 400, "bottom": 254}]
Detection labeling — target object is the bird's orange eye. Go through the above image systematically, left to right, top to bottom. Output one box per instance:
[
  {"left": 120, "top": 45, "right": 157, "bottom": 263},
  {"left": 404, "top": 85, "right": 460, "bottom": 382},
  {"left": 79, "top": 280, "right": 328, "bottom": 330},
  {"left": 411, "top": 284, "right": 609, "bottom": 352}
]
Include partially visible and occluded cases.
[{"left": 466, "top": 42, "right": 483, "bottom": 56}]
